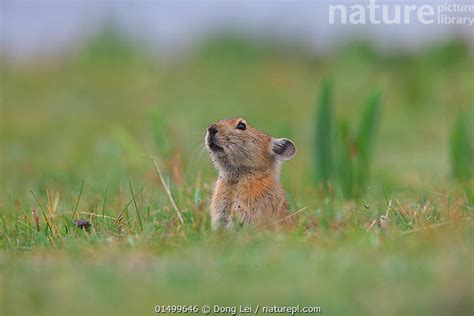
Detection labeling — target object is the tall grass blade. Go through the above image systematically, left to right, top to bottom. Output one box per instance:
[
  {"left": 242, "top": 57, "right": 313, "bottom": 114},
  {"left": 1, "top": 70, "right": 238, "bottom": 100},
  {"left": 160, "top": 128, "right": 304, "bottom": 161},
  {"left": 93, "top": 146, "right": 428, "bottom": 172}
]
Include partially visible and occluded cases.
[
  {"left": 314, "top": 81, "right": 334, "bottom": 188},
  {"left": 355, "top": 89, "right": 383, "bottom": 196},
  {"left": 450, "top": 110, "right": 474, "bottom": 181},
  {"left": 335, "top": 121, "right": 354, "bottom": 198},
  {"left": 149, "top": 156, "right": 185, "bottom": 228},
  {"left": 72, "top": 179, "right": 85, "bottom": 220},
  {"left": 102, "top": 185, "right": 108, "bottom": 219}
]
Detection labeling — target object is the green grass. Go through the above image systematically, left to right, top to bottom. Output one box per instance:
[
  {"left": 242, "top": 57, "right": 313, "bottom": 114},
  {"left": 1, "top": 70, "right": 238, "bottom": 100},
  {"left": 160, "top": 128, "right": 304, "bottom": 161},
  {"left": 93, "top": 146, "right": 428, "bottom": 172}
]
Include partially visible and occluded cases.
[
  {"left": 0, "top": 32, "right": 473, "bottom": 315},
  {"left": 314, "top": 83, "right": 383, "bottom": 198},
  {"left": 450, "top": 108, "right": 474, "bottom": 182}
]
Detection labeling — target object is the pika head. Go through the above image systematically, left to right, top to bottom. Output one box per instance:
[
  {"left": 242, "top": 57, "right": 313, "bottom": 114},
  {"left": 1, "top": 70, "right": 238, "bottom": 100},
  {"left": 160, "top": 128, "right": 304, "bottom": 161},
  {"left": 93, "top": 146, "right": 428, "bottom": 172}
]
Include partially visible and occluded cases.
[{"left": 205, "top": 118, "right": 296, "bottom": 174}]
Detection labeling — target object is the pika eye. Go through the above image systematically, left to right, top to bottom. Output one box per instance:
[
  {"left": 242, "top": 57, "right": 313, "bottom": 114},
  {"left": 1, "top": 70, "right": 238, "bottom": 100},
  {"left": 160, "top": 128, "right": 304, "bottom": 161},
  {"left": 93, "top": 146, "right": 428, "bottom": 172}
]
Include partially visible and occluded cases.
[{"left": 236, "top": 122, "right": 246, "bottom": 130}]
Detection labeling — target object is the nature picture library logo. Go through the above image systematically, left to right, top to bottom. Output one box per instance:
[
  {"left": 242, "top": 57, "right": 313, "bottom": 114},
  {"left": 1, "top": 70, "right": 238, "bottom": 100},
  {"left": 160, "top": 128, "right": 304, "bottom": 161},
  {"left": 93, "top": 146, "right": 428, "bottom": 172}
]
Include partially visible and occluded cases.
[{"left": 328, "top": 0, "right": 474, "bottom": 25}]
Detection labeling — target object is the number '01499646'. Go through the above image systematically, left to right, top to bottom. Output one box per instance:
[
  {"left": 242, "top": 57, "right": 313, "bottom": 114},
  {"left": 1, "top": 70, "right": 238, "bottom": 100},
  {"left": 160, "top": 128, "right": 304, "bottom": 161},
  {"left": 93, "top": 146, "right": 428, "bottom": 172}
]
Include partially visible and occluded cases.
[{"left": 154, "top": 305, "right": 199, "bottom": 313}]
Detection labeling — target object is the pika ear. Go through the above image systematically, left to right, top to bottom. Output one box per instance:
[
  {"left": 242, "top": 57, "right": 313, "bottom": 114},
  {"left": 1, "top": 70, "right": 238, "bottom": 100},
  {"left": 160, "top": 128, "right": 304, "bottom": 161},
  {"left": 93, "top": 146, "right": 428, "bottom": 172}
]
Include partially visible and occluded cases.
[{"left": 271, "top": 138, "right": 296, "bottom": 161}]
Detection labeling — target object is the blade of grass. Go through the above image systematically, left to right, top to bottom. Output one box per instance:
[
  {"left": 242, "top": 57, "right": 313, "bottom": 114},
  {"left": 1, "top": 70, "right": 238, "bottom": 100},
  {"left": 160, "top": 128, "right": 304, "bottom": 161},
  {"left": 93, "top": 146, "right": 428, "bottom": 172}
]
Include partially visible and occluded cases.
[
  {"left": 314, "top": 80, "right": 334, "bottom": 187},
  {"left": 355, "top": 88, "right": 383, "bottom": 196},
  {"left": 450, "top": 110, "right": 474, "bottom": 181},
  {"left": 336, "top": 120, "right": 354, "bottom": 198},
  {"left": 149, "top": 156, "right": 185, "bottom": 228},
  {"left": 72, "top": 179, "right": 85, "bottom": 220},
  {"left": 129, "top": 179, "right": 143, "bottom": 232},
  {"left": 102, "top": 185, "right": 108, "bottom": 220},
  {"left": 116, "top": 186, "right": 145, "bottom": 223},
  {"left": 46, "top": 189, "right": 62, "bottom": 239},
  {"left": 30, "top": 190, "right": 52, "bottom": 234},
  {"left": 261, "top": 206, "right": 308, "bottom": 229}
]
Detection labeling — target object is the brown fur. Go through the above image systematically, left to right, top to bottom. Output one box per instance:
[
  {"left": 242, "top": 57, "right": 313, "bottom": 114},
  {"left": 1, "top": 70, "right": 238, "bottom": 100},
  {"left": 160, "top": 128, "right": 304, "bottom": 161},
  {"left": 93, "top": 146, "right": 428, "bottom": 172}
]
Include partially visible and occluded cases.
[{"left": 205, "top": 118, "right": 296, "bottom": 230}]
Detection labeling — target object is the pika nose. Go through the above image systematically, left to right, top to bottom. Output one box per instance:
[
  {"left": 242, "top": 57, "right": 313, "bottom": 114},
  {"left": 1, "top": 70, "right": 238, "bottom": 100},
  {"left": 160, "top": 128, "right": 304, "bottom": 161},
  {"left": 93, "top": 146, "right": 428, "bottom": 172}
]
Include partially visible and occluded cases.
[{"left": 208, "top": 124, "right": 218, "bottom": 135}]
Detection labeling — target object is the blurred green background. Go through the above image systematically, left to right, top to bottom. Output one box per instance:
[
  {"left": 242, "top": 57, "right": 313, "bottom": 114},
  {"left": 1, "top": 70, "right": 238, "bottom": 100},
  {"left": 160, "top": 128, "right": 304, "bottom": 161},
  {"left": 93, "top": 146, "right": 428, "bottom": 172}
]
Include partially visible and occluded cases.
[
  {"left": 1, "top": 19, "right": 473, "bottom": 316},
  {"left": 2, "top": 31, "right": 473, "bottom": 197}
]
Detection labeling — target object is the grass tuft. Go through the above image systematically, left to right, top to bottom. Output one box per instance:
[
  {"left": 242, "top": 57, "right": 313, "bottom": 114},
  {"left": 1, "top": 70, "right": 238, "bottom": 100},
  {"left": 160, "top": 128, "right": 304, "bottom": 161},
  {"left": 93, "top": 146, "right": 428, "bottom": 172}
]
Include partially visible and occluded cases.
[{"left": 314, "top": 82, "right": 383, "bottom": 199}]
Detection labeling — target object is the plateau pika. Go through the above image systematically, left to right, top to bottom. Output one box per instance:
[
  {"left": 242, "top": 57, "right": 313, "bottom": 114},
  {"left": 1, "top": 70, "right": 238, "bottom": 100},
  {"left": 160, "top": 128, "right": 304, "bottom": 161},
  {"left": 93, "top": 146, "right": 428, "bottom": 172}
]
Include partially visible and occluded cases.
[{"left": 205, "top": 118, "right": 296, "bottom": 230}]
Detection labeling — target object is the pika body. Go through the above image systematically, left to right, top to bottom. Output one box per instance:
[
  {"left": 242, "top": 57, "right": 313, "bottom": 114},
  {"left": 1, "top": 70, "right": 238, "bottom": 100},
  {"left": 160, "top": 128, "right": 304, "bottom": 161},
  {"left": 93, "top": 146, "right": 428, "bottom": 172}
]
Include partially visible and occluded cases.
[{"left": 205, "top": 118, "right": 296, "bottom": 230}]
